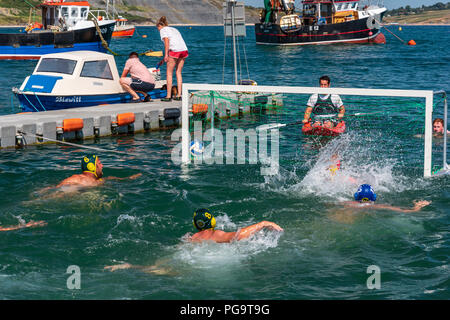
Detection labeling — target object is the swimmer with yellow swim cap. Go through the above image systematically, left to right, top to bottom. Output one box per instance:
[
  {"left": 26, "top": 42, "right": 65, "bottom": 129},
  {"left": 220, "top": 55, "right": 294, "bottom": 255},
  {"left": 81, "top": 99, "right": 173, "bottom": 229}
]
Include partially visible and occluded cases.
[
  {"left": 39, "top": 155, "right": 142, "bottom": 195},
  {"left": 104, "top": 208, "right": 284, "bottom": 273},
  {"left": 190, "top": 208, "right": 283, "bottom": 243}
]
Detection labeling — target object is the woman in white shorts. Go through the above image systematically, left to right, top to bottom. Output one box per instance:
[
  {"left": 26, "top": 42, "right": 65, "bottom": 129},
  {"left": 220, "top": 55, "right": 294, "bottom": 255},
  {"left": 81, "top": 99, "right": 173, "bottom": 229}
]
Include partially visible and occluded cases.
[{"left": 156, "top": 16, "right": 188, "bottom": 101}]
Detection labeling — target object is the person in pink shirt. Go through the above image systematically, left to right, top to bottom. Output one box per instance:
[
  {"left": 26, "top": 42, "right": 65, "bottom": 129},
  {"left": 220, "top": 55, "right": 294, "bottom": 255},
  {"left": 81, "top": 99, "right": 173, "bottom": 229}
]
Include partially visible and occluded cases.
[{"left": 119, "top": 52, "right": 156, "bottom": 103}]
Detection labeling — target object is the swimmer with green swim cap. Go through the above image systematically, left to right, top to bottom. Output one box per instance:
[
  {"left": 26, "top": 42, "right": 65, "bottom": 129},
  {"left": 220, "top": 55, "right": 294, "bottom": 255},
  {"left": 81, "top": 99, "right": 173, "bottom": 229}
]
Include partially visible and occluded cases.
[
  {"left": 39, "top": 154, "right": 142, "bottom": 195},
  {"left": 190, "top": 208, "right": 283, "bottom": 243}
]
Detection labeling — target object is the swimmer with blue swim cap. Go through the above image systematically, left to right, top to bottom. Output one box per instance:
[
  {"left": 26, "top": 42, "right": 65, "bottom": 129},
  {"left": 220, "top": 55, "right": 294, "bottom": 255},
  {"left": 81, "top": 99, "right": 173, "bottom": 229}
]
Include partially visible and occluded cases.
[
  {"left": 337, "top": 184, "right": 431, "bottom": 215},
  {"left": 354, "top": 184, "right": 376, "bottom": 202}
]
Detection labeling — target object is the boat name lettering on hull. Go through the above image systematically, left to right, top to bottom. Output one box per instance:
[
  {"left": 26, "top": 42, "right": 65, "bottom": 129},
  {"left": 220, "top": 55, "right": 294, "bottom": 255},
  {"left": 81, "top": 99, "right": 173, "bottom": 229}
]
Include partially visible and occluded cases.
[{"left": 55, "top": 96, "right": 82, "bottom": 103}]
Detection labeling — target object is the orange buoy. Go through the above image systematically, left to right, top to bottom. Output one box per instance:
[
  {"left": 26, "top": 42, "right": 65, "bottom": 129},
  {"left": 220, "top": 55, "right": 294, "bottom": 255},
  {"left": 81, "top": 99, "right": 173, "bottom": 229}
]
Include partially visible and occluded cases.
[
  {"left": 142, "top": 35, "right": 147, "bottom": 38},
  {"left": 407, "top": 40, "right": 416, "bottom": 46},
  {"left": 192, "top": 104, "right": 208, "bottom": 114},
  {"left": 116, "top": 112, "right": 135, "bottom": 126},
  {"left": 62, "top": 118, "right": 84, "bottom": 132}
]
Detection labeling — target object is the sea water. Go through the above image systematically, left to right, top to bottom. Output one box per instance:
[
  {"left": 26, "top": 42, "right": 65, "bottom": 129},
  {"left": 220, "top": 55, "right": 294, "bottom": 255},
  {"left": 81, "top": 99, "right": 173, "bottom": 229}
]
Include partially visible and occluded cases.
[{"left": 0, "top": 25, "right": 448, "bottom": 299}]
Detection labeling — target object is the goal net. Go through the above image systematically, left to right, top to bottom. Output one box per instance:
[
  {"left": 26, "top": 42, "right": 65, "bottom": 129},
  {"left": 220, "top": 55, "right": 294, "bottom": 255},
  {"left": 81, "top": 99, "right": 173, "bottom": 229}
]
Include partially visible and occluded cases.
[{"left": 178, "top": 83, "right": 441, "bottom": 178}]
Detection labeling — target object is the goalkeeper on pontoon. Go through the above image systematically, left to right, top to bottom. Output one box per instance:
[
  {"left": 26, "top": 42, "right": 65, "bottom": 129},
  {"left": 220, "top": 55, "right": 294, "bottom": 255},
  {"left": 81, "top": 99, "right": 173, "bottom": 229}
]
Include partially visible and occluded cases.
[{"left": 302, "top": 75, "right": 346, "bottom": 129}]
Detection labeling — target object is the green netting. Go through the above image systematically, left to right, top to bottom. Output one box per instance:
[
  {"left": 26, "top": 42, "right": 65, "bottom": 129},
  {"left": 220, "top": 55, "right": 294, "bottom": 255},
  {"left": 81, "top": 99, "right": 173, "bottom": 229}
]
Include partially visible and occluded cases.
[{"left": 188, "top": 90, "right": 432, "bottom": 136}]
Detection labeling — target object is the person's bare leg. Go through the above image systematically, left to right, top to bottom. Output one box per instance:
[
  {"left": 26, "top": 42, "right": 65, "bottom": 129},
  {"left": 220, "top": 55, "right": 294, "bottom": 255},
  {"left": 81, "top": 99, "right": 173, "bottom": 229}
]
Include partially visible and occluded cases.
[
  {"left": 165, "top": 58, "right": 176, "bottom": 99},
  {"left": 175, "top": 58, "right": 185, "bottom": 98},
  {"left": 119, "top": 78, "right": 140, "bottom": 100}
]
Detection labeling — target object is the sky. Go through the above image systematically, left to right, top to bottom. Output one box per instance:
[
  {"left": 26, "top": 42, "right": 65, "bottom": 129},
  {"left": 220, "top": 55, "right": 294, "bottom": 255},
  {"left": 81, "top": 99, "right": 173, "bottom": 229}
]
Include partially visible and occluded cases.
[{"left": 243, "top": 0, "right": 446, "bottom": 10}]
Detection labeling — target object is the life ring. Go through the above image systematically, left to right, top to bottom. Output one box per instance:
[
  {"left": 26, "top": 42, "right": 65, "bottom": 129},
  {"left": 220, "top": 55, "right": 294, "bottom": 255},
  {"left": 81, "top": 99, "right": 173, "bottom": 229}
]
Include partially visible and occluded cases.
[{"left": 366, "top": 15, "right": 380, "bottom": 29}]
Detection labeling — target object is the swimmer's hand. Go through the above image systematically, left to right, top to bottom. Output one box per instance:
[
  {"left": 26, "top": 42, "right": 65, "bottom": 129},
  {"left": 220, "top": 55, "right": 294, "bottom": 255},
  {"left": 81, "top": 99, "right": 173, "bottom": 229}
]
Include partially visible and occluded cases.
[
  {"left": 128, "top": 173, "right": 142, "bottom": 180},
  {"left": 413, "top": 200, "right": 431, "bottom": 210},
  {"left": 25, "top": 220, "right": 47, "bottom": 228},
  {"left": 262, "top": 221, "right": 284, "bottom": 232},
  {"left": 104, "top": 263, "right": 132, "bottom": 272}
]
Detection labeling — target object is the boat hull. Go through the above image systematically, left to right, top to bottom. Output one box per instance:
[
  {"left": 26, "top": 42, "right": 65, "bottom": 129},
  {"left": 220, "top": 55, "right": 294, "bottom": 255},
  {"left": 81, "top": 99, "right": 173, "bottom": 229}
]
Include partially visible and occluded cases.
[
  {"left": 255, "top": 16, "right": 385, "bottom": 45},
  {"left": 0, "top": 22, "right": 115, "bottom": 60},
  {"left": 112, "top": 26, "right": 135, "bottom": 38},
  {"left": 16, "top": 89, "right": 167, "bottom": 112},
  {"left": 302, "top": 121, "right": 346, "bottom": 137}
]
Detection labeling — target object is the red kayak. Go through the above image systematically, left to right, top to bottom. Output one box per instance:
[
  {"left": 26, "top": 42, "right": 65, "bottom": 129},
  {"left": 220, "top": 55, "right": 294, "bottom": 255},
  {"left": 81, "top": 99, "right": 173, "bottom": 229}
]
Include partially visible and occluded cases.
[{"left": 302, "top": 121, "right": 346, "bottom": 137}]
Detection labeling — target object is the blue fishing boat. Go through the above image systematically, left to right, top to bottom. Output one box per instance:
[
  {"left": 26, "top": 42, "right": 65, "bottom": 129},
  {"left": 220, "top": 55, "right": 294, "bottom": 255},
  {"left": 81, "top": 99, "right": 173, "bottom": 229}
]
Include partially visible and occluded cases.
[
  {"left": 0, "top": 1, "right": 116, "bottom": 60},
  {"left": 12, "top": 51, "right": 167, "bottom": 111}
]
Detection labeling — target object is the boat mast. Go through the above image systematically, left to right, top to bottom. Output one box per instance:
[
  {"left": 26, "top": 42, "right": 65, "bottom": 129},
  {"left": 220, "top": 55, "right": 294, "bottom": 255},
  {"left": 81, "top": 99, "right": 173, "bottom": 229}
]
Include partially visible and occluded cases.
[
  {"left": 224, "top": 0, "right": 246, "bottom": 85},
  {"left": 230, "top": 0, "right": 238, "bottom": 85}
]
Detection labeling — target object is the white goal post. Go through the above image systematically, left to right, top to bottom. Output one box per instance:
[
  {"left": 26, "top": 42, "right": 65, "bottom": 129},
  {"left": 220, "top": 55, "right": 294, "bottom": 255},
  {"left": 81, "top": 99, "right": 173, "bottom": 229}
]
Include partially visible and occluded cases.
[{"left": 181, "top": 83, "right": 434, "bottom": 177}]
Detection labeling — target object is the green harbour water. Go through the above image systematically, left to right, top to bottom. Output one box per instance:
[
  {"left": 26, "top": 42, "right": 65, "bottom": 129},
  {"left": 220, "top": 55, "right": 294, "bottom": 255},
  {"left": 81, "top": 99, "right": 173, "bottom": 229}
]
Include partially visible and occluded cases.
[{"left": 0, "top": 25, "right": 449, "bottom": 300}]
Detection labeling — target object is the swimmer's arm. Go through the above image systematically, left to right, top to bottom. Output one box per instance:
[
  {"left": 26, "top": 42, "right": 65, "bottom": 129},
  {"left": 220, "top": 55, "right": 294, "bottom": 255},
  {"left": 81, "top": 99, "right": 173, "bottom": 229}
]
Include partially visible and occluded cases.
[
  {"left": 104, "top": 173, "right": 142, "bottom": 181},
  {"left": 373, "top": 200, "right": 431, "bottom": 213},
  {"left": 0, "top": 220, "right": 47, "bottom": 232},
  {"left": 236, "top": 221, "right": 283, "bottom": 241}
]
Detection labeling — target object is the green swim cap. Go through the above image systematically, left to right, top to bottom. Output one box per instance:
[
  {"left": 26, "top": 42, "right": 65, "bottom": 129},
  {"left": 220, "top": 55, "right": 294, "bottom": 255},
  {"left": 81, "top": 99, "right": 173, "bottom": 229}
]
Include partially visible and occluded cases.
[
  {"left": 81, "top": 155, "right": 98, "bottom": 176},
  {"left": 193, "top": 208, "right": 216, "bottom": 231}
]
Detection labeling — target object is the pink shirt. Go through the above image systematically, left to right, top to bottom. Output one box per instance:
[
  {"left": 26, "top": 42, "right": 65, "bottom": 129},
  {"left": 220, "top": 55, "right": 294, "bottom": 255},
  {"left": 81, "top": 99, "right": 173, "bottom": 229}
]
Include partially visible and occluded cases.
[{"left": 124, "top": 57, "right": 155, "bottom": 84}]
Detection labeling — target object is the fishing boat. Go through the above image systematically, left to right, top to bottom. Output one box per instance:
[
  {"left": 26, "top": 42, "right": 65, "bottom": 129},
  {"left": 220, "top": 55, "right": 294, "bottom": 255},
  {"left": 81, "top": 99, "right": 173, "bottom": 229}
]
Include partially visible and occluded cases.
[
  {"left": 255, "top": 0, "right": 387, "bottom": 45},
  {"left": 0, "top": 1, "right": 116, "bottom": 60},
  {"left": 112, "top": 16, "right": 135, "bottom": 38},
  {"left": 12, "top": 51, "right": 167, "bottom": 112},
  {"left": 302, "top": 121, "right": 346, "bottom": 136}
]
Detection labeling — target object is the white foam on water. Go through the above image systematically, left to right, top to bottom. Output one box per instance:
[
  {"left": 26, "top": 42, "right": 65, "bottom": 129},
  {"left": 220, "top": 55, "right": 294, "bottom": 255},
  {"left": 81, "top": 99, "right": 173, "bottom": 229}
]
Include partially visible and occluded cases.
[{"left": 260, "top": 132, "right": 420, "bottom": 201}]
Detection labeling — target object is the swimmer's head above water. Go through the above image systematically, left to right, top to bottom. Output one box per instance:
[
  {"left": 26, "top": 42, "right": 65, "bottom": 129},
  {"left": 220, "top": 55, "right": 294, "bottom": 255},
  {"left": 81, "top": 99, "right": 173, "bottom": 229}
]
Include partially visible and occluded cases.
[
  {"left": 81, "top": 155, "right": 103, "bottom": 178},
  {"left": 354, "top": 184, "right": 376, "bottom": 202},
  {"left": 193, "top": 208, "right": 216, "bottom": 231}
]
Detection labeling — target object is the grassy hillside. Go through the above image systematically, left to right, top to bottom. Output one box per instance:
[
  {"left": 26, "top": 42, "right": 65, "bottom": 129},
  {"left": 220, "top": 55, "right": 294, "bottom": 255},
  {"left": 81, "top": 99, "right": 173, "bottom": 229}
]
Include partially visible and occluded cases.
[
  {"left": 0, "top": 0, "right": 261, "bottom": 25},
  {"left": 383, "top": 9, "right": 450, "bottom": 24}
]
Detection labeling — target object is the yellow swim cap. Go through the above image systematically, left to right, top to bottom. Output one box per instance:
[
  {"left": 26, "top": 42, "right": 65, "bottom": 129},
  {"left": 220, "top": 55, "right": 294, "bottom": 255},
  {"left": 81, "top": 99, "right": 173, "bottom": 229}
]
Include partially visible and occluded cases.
[{"left": 81, "top": 155, "right": 98, "bottom": 177}]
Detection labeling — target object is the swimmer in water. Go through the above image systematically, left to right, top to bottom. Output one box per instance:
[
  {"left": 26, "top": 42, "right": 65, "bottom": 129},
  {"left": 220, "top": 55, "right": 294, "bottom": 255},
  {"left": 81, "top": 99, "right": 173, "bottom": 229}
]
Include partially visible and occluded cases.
[
  {"left": 39, "top": 155, "right": 141, "bottom": 195},
  {"left": 331, "top": 184, "right": 431, "bottom": 223},
  {"left": 104, "top": 208, "right": 283, "bottom": 273},
  {"left": 190, "top": 208, "right": 283, "bottom": 243},
  {"left": 0, "top": 220, "right": 47, "bottom": 232}
]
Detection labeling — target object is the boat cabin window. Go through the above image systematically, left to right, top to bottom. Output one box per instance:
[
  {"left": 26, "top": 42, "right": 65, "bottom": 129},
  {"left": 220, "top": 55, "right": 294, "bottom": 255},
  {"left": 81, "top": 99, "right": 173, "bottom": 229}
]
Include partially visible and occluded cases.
[
  {"left": 320, "top": 3, "right": 332, "bottom": 22},
  {"left": 303, "top": 4, "right": 317, "bottom": 16},
  {"left": 61, "top": 7, "right": 69, "bottom": 18},
  {"left": 70, "top": 7, "right": 79, "bottom": 18},
  {"left": 80, "top": 7, "right": 88, "bottom": 19},
  {"left": 37, "top": 58, "right": 77, "bottom": 75},
  {"left": 80, "top": 60, "right": 114, "bottom": 80}
]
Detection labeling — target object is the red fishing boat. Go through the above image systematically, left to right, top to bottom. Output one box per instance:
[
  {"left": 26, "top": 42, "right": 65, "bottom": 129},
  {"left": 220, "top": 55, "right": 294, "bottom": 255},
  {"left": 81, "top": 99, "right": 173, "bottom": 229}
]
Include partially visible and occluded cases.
[
  {"left": 256, "top": 0, "right": 387, "bottom": 45},
  {"left": 112, "top": 16, "right": 135, "bottom": 38}
]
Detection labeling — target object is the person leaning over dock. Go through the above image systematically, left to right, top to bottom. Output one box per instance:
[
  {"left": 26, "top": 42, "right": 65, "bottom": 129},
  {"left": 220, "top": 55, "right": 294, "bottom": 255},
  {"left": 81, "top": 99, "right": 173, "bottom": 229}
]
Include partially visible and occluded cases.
[
  {"left": 156, "top": 16, "right": 188, "bottom": 102},
  {"left": 119, "top": 52, "right": 155, "bottom": 103},
  {"left": 303, "top": 75, "right": 345, "bottom": 128},
  {"left": 39, "top": 155, "right": 141, "bottom": 195}
]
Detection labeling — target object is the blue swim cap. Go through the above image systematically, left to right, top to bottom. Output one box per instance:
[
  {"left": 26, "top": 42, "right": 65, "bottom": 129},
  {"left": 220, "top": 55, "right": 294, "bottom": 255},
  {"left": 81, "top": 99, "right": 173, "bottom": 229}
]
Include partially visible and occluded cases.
[{"left": 354, "top": 184, "right": 377, "bottom": 202}]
